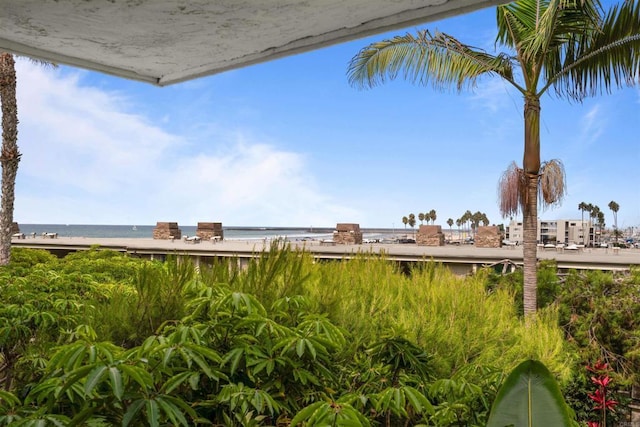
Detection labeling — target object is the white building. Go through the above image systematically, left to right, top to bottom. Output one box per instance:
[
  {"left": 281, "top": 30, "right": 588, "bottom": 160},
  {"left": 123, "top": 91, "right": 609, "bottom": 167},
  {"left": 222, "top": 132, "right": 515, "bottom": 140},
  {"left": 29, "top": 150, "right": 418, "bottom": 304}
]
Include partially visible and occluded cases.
[{"left": 505, "top": 219, "right": 594, "bottom": 246}]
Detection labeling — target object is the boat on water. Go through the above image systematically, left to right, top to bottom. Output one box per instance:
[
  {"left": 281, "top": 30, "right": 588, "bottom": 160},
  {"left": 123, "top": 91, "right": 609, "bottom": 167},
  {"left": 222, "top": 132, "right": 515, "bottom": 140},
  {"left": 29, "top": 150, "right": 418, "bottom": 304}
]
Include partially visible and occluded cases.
[{"left": 132, "top": 225, "right": 137, "bottom": 231}]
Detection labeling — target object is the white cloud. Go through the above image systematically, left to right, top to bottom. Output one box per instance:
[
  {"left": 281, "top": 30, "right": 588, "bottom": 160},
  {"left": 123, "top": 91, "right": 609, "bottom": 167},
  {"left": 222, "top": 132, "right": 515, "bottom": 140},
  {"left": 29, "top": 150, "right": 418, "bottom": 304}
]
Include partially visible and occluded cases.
[
  {"left": 12, "top": 61, "right": 353, "bottom": 226},
  {"left": 468, "top": 78, "right": 516, "bottom": 113},
  {"left": 578, "top": 104, "right": 605, "bottom": 147}
]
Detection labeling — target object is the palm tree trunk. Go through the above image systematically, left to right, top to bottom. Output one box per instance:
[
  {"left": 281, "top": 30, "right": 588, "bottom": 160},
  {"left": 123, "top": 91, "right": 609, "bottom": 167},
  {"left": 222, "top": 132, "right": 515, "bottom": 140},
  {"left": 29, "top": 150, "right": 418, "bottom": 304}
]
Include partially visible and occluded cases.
[
  {"left": 0, "top": 53, "right": 20, "bottom": 266},
  {"left": 522, "top": 94, "right": 541, "bottom": 318},
  {"left": 522, "top": 175, "right": 538, "bottom": 317}
]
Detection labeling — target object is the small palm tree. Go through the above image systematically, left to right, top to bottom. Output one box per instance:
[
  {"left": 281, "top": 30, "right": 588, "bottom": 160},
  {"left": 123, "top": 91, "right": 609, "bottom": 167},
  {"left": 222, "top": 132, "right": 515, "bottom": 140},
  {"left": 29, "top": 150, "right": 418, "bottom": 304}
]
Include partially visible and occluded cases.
[
  {"left": 348, "top": 0, "right": 640, "bottom": 316},
  {"left": 608, "top": 200, "right": 620, "bottom": 243},
  {"left": 429, "top": 209, "right": 437, "bottom": 225},
  {"left": 418, "top": 212, "right": 425, "bottom": 225},
  {"left": 408, "top": 213, "right": 416, "bottom": 231},
  {"left": 402, "top": 216, "right": 408, "bottom": 230},
  {"left": 447, "top": 218, "right": 454, "bottom": 240}
]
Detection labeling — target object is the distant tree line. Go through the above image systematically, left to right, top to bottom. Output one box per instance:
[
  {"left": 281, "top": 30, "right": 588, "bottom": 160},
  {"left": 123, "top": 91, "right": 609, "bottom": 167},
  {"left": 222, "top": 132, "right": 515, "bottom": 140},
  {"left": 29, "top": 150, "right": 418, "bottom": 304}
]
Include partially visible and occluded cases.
[{"left": 401, "top": 210, "right": 490, "bottom": 239}]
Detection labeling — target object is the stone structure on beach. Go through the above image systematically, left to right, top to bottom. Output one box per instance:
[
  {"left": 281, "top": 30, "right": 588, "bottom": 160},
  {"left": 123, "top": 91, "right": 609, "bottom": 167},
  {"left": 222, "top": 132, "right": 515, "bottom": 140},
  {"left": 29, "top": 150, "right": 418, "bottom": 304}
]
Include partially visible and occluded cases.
[
  {"left": 153, "top": 222, "right": 182, "bottom": 239},
  {"left": 196, "top": 222, "right": 224, "bottom": 241},
  {"left": 333, "top": 223, "right": 363, "bottom": 245},
  {"left": 416, "top": 225, "right": 445, "bottom": 246},
  {"left": 474, "top": 226, "right": 503, "bottom": 248}
]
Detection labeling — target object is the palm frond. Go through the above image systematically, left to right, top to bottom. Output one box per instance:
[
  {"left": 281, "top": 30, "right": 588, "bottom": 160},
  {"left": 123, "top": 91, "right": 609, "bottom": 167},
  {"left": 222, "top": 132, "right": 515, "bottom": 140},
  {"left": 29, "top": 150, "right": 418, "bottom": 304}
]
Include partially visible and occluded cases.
[
  {"left": 496, "top": 0, "right": 540, "bottom": 49},
  {"left": 498, "top": 0, "right": 606, "bottom": 92},
  {"left": 548, "top": 0, "right": 640, "bottom": 99},
  {"left": 347, "top": 30, "right": 516, "bottom": 91},
  {"left": 539, "top": 159, "right": 566, "bottom": 209},
  {"left": 498, "top": 162, "right": 526, "bottom": 218}
]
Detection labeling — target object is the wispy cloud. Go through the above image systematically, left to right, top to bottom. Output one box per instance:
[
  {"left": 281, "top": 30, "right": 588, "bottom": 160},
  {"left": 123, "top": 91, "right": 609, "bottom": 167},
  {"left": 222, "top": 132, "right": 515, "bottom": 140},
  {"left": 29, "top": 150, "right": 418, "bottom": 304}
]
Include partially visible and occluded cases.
[
  {"left": 13, "top": 61, "right": 352, "bottom": 226},
  {"left": 468, "top": 78, "right": 516, "bottom": 113},
  {"left": 577, "top": 104, "right": 605, "bottom": 147}
]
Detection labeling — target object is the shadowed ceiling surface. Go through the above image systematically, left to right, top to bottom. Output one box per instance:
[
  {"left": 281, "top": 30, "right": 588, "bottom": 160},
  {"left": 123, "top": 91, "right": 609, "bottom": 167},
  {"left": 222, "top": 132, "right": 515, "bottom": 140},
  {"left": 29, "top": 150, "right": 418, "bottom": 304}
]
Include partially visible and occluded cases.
[{"left": 0, "top": 0, "right": 506, "bottom": 85}]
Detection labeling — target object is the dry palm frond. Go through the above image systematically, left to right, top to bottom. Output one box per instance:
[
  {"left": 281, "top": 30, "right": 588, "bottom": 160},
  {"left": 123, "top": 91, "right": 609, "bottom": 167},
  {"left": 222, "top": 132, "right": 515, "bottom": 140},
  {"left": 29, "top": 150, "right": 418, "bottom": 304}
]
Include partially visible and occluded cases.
[
  {"left": 539, "top": 159, "right": 567, "bottom": 209},
  {"left": 498, "top": 161, "right": 526, "bottom": 217}
]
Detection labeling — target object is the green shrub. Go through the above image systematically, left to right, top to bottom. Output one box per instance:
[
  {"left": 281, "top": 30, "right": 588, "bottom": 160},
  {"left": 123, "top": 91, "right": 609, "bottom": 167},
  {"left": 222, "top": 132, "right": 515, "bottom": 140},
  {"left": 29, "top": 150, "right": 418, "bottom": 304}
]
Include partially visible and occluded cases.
[{"left": 0, "top": 247, "right": 584, "bottom": 426}]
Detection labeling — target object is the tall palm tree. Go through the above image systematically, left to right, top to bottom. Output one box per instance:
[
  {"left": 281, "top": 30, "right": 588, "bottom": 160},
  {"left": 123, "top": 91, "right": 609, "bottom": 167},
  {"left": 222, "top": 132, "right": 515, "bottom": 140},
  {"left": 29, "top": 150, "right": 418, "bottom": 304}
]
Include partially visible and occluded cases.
[
  {"left": 348, "top": 0, "right": 640, "bottom": 317},
  {"left": 0, "top": 53, "right": 20, "bottom": 265},
  {"left": 0, "top": 54, "right": 53, "bottom": 265},
  {"left": 608, "top": 200, "right": 620, "bottom": 243},
  {"left": 578, "top": 201, "right": 588, "bottom": 245},
  {"left": 585, "top": 203, "right": 595, "bottom": 246},
  {"left": 591, "top": 205, "right": 601, "bottom": 245},
  {"left": 428, "top": 209, "right": 437, "bottom": 225},
  {"left": 597, "top": 210, "right": 606, "bottom": 241},
  {"left": 418, "top": 212, "right": 425, "bottom": 225},
  {"left": 481, "top": 213, "right": 490, "bottom": 226},
  {"left": 402, "top": 216, "right": 408, "bottom": 229},
  {"left": 447, "top": 217, "right": 454, "bottom": 240}
]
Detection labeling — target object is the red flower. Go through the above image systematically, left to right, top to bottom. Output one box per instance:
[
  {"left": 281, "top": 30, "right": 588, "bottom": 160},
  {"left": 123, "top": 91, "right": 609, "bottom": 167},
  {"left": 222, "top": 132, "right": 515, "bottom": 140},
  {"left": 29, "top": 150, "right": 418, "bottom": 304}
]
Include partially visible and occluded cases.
[
  {"left": 587, "top": 360, "right": 610, "bottom": 373},
  {"left": 591, "top": 375, "right": 612, "bottom": 388},
  {"left": 588, "top": 389, "right": 618, "bottom": 410},
  {"left": 587, "top": 421, "right": 600, "bottom": 427}
]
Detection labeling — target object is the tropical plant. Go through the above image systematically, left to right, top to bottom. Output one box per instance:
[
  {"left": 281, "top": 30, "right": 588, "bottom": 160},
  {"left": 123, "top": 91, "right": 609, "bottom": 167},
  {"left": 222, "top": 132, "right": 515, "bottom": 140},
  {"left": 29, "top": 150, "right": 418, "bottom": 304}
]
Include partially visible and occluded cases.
[
  {"left": 347, "top": 0, "right": 640, "bottom": 317},
  {"left": 428, "top": 209, "right": 437, "bottom": 225},
  {"left": 418, "top": 212, "right": 425, "bottom": 224},
  {"left": 402, "top": 216, "right": 408, "bottom": 229},
  {"left": 447, "top": 218, "right": 454, "bottom": 240},
  {"left": 486, "top": 359, "right": 575, "bottom": 427},
  {"left": 586, "top": 360, "right": 619, "bottom": 427}
]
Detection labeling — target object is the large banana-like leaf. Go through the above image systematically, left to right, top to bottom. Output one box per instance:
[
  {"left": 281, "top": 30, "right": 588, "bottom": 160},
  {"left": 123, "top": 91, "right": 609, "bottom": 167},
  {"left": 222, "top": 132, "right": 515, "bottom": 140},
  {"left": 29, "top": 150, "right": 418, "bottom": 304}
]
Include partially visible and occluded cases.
[{"left": 486, "top": 360, "right": 574, "bottom": 427}]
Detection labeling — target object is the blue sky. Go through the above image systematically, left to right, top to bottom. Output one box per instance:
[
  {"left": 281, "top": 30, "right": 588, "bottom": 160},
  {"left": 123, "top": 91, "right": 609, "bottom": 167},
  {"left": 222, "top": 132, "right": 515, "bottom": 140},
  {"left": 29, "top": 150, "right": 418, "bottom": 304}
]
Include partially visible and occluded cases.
[{"left": 13, "top": 5, "right": 640, "bottom": 230}]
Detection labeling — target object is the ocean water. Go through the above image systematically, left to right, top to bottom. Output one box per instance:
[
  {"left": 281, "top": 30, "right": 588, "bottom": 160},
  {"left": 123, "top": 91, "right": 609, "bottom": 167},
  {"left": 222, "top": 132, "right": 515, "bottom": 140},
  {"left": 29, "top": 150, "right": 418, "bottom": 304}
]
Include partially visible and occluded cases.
[{"left": 16, "top": 224, "right": 350, "bottom": 241}]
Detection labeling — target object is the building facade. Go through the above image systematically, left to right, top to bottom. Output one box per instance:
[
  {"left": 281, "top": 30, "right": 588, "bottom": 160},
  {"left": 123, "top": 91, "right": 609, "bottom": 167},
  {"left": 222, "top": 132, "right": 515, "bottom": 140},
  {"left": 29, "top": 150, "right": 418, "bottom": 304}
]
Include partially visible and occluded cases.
[{"left": 505, "top": 219, "right": 594, "bottom": 246}]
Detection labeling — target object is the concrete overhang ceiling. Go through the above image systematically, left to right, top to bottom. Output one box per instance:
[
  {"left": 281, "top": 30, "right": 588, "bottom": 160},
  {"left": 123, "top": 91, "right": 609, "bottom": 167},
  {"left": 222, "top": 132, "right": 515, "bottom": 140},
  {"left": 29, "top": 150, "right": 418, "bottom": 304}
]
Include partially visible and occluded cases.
[{"left": 0, "top": 0, "right": 507, "bottom": 86}]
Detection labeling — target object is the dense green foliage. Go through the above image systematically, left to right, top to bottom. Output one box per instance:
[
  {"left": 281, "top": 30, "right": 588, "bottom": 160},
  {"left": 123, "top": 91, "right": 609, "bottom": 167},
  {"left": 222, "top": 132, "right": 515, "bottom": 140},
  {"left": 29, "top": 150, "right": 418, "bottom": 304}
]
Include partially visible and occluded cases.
[{"left": 0, "top": 246, "right": 637, "bottom": 425}]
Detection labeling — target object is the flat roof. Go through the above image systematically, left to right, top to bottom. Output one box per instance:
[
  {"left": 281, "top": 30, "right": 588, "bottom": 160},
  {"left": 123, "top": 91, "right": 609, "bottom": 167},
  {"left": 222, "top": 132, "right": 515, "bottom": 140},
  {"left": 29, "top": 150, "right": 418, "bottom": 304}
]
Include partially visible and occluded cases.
[{"left": 0, "top": 0, "right": 506, "bottom": 86}]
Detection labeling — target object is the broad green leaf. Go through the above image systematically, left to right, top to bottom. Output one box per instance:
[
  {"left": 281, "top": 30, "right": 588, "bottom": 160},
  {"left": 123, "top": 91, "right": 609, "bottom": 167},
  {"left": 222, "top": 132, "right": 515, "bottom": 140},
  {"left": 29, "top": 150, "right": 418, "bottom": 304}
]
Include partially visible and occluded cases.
[
  {"left": 222, "top": 347, "right": 245, "bottom": 376},
  {"left": 486, "top": 360, "right": 574, "bottom": 427},
  {"left": 119, "top": 364, "right": 153, "bottom": 389},
  {"left": 83, "top": 365, "right": 107, "bottom": 396},
  {"left": 108, "top": 366, "right": 123, "bottom": 400},
  {"left": 161, "top": 371, "right": 193, "bottom": 394},
  {"left": 0, "top": 390, "right": 21, "bottom": 407},
  {"left": 155, "top": 396, "right": 189, "bottom": 427},
  {"left": 146, "top": 398, "right": 160, "bottom": 427},
  {"left": 122, "top": 399, "right": 145, "bottom": 427},
  {"left": 290, "top": 401, "right": 325, "bottom": 426}
]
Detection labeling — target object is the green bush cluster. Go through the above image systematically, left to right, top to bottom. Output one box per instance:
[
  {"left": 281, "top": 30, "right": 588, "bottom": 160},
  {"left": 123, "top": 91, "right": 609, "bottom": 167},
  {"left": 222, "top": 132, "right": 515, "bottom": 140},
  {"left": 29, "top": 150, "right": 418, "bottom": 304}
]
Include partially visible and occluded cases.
[{"left": 0, "top": 245, "right": 634, "bottom": 425}]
